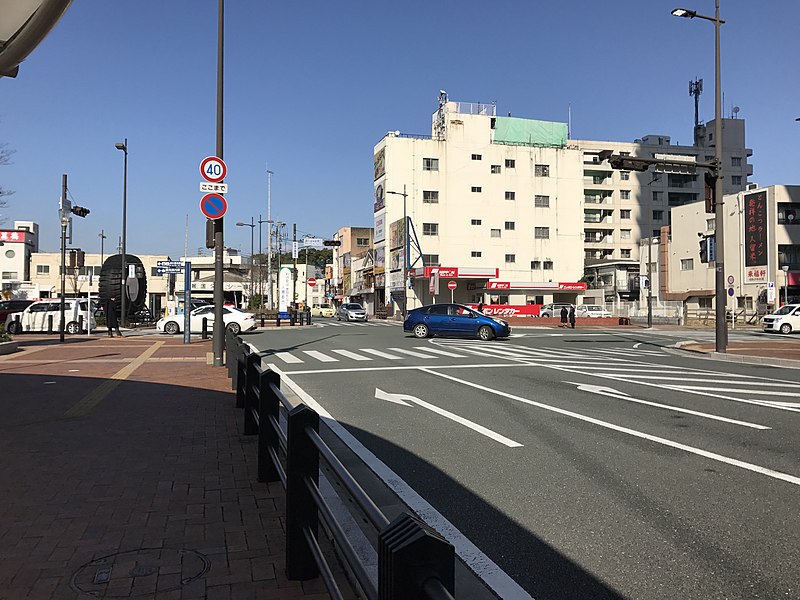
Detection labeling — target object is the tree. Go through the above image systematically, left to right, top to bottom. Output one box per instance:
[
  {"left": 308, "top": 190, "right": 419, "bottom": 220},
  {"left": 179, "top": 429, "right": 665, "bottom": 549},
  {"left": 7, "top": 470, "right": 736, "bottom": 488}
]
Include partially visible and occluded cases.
[{"left": 0, "top": 143, "right": 14, "bottom": 223}]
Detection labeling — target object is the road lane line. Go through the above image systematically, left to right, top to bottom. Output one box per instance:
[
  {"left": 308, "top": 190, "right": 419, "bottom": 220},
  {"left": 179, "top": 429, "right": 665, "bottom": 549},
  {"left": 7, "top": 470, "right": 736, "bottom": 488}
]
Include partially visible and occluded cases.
[
  {"left": 387, "top": 347, "right": 439, "bottom": 359},
  {"left": 418, "top": 347, "right": 466, "bottom": 358},
  {"left": 360, "top": 348, "right": 403, "bottom": 360},
  {"left": 331, "top": 349, "right": 373, "bottom": 361},
  {"left": 303, "top": 350, "right": 338, "bottom": 362},
  {"left": 274, "top": 352, "right": 303, "bottom": 364},
  {"left": 422, "top": 369, "right": 800, "bottom": 487}
]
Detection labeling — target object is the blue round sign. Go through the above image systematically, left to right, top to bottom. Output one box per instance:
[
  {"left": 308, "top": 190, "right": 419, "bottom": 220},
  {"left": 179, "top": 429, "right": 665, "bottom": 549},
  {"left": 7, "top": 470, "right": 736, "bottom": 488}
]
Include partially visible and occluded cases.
[
  {"left": 200, "top": 193, "right": 227, "bottom": 220},
  {"left": 728, "top": 287, "right": 735, "bottom": 296}
]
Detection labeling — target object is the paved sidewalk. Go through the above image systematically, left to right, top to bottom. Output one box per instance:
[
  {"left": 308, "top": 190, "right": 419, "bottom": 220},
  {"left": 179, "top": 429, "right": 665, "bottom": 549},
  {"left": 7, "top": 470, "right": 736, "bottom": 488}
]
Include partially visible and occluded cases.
[
  {"left": 0, "top": 334, "right": 337, "bottom": 599},
  {"left": 676, "top": 337, "right": 800, "bottom": 368}
]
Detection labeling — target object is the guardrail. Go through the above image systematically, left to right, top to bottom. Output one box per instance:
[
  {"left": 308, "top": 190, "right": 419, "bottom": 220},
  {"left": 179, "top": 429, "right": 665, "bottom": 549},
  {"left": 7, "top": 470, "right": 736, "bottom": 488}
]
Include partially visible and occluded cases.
[{"left": 224, "top": 332, "right": 456, "bottom": 600}]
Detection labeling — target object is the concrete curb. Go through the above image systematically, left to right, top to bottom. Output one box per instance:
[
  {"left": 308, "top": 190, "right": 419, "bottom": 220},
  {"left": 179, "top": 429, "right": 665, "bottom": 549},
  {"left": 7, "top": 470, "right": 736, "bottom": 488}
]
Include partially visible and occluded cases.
[
  {"left": 0, "top": 340, "right": 19, "bottom": 355},
  {"left": 673, "top": 340, "right": 800, "bottom": 370}
]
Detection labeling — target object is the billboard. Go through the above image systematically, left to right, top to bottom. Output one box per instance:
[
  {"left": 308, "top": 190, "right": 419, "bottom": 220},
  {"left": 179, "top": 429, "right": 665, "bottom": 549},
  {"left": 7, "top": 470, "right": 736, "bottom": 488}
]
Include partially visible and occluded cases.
[
  {"left": 374, "top": 148, "right": 385, "bottom": 181},
  {"left": 374, "top": 181, "right": 385, "bottom": 213},
  {"left": 744, "top": 190, "right": 768, "bottom": 283},
  {"left": 374, "top": 211, "right": 385, "bottom": 243},
  {"left": 389, "top": 218, "right": 406, "bottom": 250},
  {"left": 374, "top": 246, "right": 385, "bottom": 275}
]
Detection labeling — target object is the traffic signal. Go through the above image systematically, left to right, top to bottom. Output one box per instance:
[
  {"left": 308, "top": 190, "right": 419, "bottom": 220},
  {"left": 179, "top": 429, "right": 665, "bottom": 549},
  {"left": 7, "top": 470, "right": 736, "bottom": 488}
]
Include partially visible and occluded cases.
[
  {"left": 704, "top": 171, "right": 716, "bottom": 214},
  {"left": 71, "top": 205, "right": 90, "bottom": 218},
  {"left": 206, "top": 219, "right": 215, "bottom": 248},
  {"left": 699, "top": 237, "right": 708, "bottom": 263},
  {"left": 322, "top": 240, "right": 341, "bottom": 247},
  {"left": 69, "top": 250, "right": 76, "bottom": 268},
  {"left": 76, "top": 250, "right": 85, "bottom": 268}
]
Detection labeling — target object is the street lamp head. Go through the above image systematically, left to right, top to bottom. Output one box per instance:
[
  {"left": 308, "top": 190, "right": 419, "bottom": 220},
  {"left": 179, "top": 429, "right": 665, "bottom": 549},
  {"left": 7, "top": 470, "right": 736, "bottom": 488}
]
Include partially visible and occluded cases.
[
  {"left": 671, "top": 8, "right": 696, "bottom": 18},
  {"left": 115, "top": 142, "right": 127, "bottom": 153},
  {"left": 235, "top": 221, "right": 247, "bottom": 227}
]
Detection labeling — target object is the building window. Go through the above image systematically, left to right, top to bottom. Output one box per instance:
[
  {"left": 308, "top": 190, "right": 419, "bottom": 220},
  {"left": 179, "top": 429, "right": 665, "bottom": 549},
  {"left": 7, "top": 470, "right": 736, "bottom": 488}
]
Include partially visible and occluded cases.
[
  {"left": 620, "top": 151, "right": 630, "bottom": 157},
  {"left": 471, "top": 154, "right": 482, "bottom": 160},
  {"left": 705, "top": 155, "right": 714, "bottom": 162},
  {"left": 732, "top": 156, "right": 742, "bottom": 167},
  {"left": 423, "top": 157, "right": 439, "bottom": 171},
  {"left": 505, "top": 159, "right": 515, "bottom": 168},
  {"left": 535, "top": 164, "right": 550, "bottom": 177},
  {"left": 491, "top": 165, "right": 501, "bottom": 174},
  {"left": 620, "top": 171, "right": 630, "bottom": 181},
  {"left": 732, "top": 175, "right": 742, "bottom": 186},
  {"left": 471, "top": 186, "right": 482, "bottom": 193},
  {"left": 422, "top": 190, "right": 439, "bottom": 203},
  {"left": 620, "top": 190, "right": 630, "bottom": 200},
  {"left": 505, "top": 191, "right": 515, "bottom": 201},
  {"left": 652, "top": 191, "right": 662, "bottom": 202},
  {"left": 534, "top": 195, "right": 550, "bottom": 208},
  {"left": 620, "top": 210, "right": 632, "bottom": 219},
  {"left": 653, "top": 210, "right": 664, "bottom": 221},
  {"left": 706, "top": 218, "right": 715, "bottom": 231},
  {"left": 470, "top": 219, "right": 482, "bottom": 226},
  {"left": 504, "top": 221, "right": 515, "bottom": 231},
  {"left": 422, "top": 223, "right": 438, "bottom": 236},
  {"left": 534, "top": 227, "right": 550, "bottom": 239},
  {"left": 490, "top": 229, "right": 501, "bottom": 238},
  {"left": 621, "top": 229, "right": 631, "bottom": 240},
  {"left": 653, "top": 229, "right": 661, "bottom": 238},
  {"left": 356, "top": 237, "right": 369, "bottom": 246},
  {"left": 621, "top": 249, "right": 631, "bottom": 258},
  {"left": 471, "top": 251, "right": 482, "bottom": 258},
  {"left": 423, "top": 254, "right": 439, "bottom": 266},
  {"left": 505, "top": 254, "right": 516, "bottom": 263},
  {"left": 681, "top": 258, "right": 694, "bottom": 271},
  {"left": 530, "top": 260, "right": 541, "bottom": 269},
  {"left": 543, "top": 260, "right": 553, "bottom": 270},
  {"left": 36, "top": 264, "right": 50, "bottom": 275},
  {"left": 151, "top": 267, "right": 163, "bottom": 277},
  {"left": 1, "top": 272, "right": 19, "bottom": 279},
  {"left": 699, "top": 297, "right": 712, "bottom": 309}
]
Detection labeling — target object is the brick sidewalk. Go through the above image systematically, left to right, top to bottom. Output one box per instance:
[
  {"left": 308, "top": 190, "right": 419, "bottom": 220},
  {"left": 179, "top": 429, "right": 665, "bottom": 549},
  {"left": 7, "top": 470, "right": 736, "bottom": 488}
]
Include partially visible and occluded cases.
[{"left": 0, "top": 335, "right": 334, "bottom": 599}]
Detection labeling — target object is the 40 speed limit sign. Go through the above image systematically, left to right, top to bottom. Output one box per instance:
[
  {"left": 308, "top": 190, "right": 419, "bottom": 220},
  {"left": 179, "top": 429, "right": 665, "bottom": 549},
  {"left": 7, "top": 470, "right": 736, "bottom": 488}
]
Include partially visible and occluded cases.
[{"left": 200, "top": 156, "right": 227, "bottom": 183}]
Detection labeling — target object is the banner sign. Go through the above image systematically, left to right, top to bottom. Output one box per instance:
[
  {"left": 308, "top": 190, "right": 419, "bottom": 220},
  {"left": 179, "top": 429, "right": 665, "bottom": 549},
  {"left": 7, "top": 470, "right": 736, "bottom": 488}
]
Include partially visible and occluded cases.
[
  {"left": 744, "top": 190, "right": 768, "bottom": 270},
  {"left": 470, "top": 304, "right": 541, "bottom": 317}
]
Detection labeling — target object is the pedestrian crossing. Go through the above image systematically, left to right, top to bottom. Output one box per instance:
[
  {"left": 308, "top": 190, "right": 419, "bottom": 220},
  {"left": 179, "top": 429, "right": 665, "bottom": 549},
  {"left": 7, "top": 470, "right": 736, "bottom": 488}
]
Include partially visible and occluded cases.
[
  {"left": 314, "top": 320, "right": 401, "bottom": 328},
  {"left": 264, "top": 345, "right": 470, "bottom": 364}
]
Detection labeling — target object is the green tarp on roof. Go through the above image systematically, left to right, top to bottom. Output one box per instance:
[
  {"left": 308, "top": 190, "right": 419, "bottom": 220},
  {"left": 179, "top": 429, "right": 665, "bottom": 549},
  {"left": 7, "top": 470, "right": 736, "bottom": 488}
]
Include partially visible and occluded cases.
[{"left": 493, "top": 117, "right": 567, "bottom": 147}]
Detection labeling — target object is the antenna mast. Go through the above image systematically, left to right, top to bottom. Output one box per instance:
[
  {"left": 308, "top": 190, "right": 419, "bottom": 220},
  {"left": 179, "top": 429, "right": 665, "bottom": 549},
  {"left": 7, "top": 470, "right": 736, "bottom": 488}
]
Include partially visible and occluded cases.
[{"left": 689, "top": 78, "right": 703, "bottom": 128}]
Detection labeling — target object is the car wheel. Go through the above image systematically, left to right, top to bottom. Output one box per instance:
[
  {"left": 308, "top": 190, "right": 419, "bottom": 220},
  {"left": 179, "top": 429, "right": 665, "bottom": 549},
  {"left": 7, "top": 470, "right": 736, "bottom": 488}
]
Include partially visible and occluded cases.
[
  {"left": 337, "top": 314, "right": 341, "bottom": 321},
  {"left": 7, "top": 321, "right": 21, "bottom": 334},
  {"left": 66, "top": 321, "right": 80, "bottom": 334},
  {"left": 164, "top": 321, "right": 180, "bottom": 335},
  {"left": 226, "top": 322, "right": 241, "bottom": 335},
  {"left": 780, "top": 323, "right": 792, "bottom": 335},
  {"left": 413, "top": 324, "right": 429, "bottom": 339},
  {"left": 478, "top": 325, "right": 494, "bottom": 341}
]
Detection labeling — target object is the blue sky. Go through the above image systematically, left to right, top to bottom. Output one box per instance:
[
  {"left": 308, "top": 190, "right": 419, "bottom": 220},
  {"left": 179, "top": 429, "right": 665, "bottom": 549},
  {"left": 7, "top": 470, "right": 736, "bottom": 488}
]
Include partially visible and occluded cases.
[{"left": 1, "top": 0, "right": 798, "bottom": 257}]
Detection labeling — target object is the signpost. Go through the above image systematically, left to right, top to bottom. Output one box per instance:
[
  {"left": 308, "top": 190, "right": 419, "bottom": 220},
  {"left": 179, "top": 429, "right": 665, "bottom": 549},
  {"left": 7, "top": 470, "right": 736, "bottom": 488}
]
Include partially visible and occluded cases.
[
  {"left": 200, "top": 156, "right": 227, "bottom": 183},
  {"left": 200, "top": 182, "right": 228, "bottom": 194},
  {"left": 200, "top": 193, "right": 227, "bottom": 220},
  {"left": 183, "top": 261, "right": 191, "bottom": 345},
  {"left": 307, "top": 277, "right": 317, "bottom": 287},
  {"left": 448, "top": 280, "right": 457, "bottom": 303}
]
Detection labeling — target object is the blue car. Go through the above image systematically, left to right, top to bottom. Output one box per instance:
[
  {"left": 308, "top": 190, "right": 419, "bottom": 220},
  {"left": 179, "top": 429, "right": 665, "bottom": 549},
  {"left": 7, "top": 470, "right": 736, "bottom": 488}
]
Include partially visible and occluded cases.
[{"left": 403, "top": 303, "right": 511, "bottom": 340}]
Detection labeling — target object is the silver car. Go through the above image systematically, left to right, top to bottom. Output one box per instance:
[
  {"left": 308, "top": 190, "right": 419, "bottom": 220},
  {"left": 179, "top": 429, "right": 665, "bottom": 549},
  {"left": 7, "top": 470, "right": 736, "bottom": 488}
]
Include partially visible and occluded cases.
[{"left": 337, "top": 303, "right": 368, "bottom": 322}]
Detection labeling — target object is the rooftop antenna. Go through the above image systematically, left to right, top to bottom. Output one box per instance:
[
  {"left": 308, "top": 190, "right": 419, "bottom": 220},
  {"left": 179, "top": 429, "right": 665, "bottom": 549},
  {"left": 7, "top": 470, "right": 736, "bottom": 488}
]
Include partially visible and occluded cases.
[
  {"left": 689, "top": 78, "right": 703, "bottom": 128},
  {"left": 568, "top": 104, "right": 572, "bottom": 139},
  {"left": 732, "top": 105, "right": 740, "bottom": 119}
]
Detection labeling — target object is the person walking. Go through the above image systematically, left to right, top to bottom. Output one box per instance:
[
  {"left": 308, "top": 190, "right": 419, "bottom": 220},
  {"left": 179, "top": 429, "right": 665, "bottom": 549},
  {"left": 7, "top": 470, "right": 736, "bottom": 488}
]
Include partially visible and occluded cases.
[
  {"left": 105, "top": 296, "right": 122, "bottom": 337},
  {"left": 477, "top": 301, "right": 484, "bottom": 313},
  {"left": 560, "top": 305, "right": 568, "bottom": 328},
  {"left": 569, "top": 305, "right": 576, "bottom": 329}
]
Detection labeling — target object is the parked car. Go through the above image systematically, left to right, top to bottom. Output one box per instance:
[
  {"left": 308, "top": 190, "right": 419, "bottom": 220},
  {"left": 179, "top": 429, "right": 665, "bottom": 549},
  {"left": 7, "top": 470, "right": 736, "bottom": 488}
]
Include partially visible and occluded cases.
[
  {"left": 0, "top": 299, "right": 34, "bottom": 326},
  {"left": 4, "top": 299, "right": 97, "bottom": 334},
  {"left": 311, "top": 303, "right": 335, "bottom": 317},
  {"left": 337, "top": 303, "right": 367, "bottom": 322},
  {"left": 403, "top": 303, "right": 511, "bottom": 340},
  {"left": 539, "top": 303, "right": 575, "bottom": 318},
  {"left": 576, "top": 304, "right": 612, "bottom": 318},
  {"left": 761, "top": 304, "right": 800, "bottom": 334},
  {"left": 156, "top": 305, "right": 256, "bottom": 335}
]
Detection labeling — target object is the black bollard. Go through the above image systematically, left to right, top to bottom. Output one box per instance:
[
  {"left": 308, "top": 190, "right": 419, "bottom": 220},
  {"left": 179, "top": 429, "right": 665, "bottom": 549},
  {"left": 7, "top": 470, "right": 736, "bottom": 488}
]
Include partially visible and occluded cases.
[
  {"left": 47, "top": 315, "right": 53, "bottom": 335},
  {"left": 78, "top": 315, "right": 84, "bottom": 333},
  {"left": 202, "top": 317, "right": 208, "bottom": 339}
]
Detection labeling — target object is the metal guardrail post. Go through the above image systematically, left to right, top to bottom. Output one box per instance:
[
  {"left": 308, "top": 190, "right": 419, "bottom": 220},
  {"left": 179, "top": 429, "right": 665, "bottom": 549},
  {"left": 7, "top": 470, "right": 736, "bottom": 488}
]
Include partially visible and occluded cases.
[
  {"left": 236, "top": 345, "right": 249, "bottom": 409},
  {"left": 243, "top": 352, "right": 261, "bottom": 435},
  {"left": 258, "top": 369, "right": 281, "bottom": 483},
  {"left": 285, "top": 404, "right": 320, "bottom": 581},
  {"left": 378, "top": 513, "right": 455, "bottom": 600}
]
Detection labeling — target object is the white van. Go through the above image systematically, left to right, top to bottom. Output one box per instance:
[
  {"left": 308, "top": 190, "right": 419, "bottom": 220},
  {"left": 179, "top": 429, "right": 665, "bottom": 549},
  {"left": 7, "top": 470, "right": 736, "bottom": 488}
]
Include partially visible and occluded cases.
[
  {"left": 4, "top": 299, "right": 97, "bottom": 334},
  {"left": 761, "top": 304, "right": 800, "bottom": 334}
]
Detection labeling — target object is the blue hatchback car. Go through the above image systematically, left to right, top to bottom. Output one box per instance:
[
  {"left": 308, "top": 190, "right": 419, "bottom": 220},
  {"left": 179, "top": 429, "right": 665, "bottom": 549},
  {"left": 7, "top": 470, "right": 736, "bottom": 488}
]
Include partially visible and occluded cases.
[{"left": 403, "top": 303, "right": 511, "bottom": 340}]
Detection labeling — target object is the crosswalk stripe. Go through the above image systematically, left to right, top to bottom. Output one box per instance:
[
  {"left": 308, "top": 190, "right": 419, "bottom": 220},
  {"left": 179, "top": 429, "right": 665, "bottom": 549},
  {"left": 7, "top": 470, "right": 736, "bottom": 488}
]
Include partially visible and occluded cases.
[
  {"left": 388, "top": 347, "right": 438, "bottom": 359},
  {"left": 419, "top": 347, "right": 467, "bottom": 358},
  {"left": 360, "top": 348, "right": 403, "bottom": 360},
  {"left": 331, "top": 349, "right": 373, "bottom": 361},
  {"left": 303, "top": 350, "right": 338, "bottom": 362},
  {"left": 274, "top": 352, "right": 303, "bottom": 364}
]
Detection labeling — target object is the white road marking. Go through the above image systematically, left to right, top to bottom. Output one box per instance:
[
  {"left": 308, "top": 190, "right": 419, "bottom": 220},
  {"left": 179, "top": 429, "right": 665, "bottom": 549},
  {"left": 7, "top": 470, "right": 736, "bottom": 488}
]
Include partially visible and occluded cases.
[
  {"left": 633, "top": 342, "right": 642, "bottom": 348},
  {"left": 419, "top": 346, "right": 467, "bottom": 358},
  {"left": 387, "top": 347, "right": 439, "bottom": 359},
  {"left": 360, "top": 348, "right": 403, "bottom": 360},
  {"left": 331, "top": 349, "right": 373, "bottom": 361},
  {"left": 303, "top": 350, "right": 338, "bottom": 362},
  {"left": 274, "top": 351, "right": 303, "bottom": 364},
  {"left": 422, "top": 369, "right": 800, "bottom": 487},
  {"left": 675, "top": 385, "right": 800, "bottom": 397},
  {"left": 374, "top": 388, "right": 523, "bottom": 447}
]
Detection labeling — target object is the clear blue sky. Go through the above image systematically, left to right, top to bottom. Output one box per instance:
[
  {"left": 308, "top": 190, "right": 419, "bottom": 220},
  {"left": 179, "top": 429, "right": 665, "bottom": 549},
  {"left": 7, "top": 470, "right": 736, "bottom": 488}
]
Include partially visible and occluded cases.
[{"left": 1, "top": 0, "right": 798, "bottom": 258}]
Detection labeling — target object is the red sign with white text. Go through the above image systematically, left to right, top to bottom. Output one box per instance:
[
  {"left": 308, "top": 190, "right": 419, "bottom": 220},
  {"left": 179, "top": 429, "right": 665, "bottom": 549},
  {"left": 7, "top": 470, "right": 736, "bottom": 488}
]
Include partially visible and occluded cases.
[
  {"left": 486, "top": 281, "right": 511, "bottom": 290},
  {"left": 557, "top": 282, "right": 587, "bottom": 290},
  {"left": 471, "top": 304, "right": 541, "bottom": 317}
]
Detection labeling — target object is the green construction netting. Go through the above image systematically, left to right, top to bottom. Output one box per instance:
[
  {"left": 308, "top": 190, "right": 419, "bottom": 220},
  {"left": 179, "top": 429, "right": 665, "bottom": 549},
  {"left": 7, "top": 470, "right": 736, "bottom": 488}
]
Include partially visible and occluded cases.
[{"left": 493, "top": 117, "right": 567, "bottom": 147}]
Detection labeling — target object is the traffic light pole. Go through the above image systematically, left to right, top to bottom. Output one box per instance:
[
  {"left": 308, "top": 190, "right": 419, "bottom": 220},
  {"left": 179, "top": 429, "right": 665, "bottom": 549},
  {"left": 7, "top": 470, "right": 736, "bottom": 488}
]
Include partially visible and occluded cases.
[
  {"left": 212, "top": 0, "right": 225, "bottom": 367},
  {"left": 712, "top": 1, "right": 727, "bottom": 353},
  {"left": 59, "top": 174, "right": 67, "bottom": 343}
]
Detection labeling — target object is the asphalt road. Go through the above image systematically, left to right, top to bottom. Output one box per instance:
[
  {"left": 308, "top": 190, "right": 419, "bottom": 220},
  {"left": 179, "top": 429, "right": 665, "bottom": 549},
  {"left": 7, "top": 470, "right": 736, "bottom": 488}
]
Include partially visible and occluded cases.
[{"left": 245, "top": 319, "right": 800, "bottom": 600}]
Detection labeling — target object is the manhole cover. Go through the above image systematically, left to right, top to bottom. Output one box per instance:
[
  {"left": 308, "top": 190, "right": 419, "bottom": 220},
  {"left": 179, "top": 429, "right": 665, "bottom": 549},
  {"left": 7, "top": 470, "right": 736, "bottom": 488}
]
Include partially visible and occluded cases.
[{"left": 69, "top": 547, "right": 211, "bottom": 598}]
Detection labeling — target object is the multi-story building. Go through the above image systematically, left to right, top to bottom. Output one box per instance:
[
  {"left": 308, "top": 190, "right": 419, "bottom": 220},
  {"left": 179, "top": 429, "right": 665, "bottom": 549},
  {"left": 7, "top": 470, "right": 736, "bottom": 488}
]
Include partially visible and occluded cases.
[
  {"left": 372, "top": 93, "right": 752, "bottom": 313},
  {"left": 0, "top": 221, "right": 39, "bottom": 296},
  {"left": 330, "top": 226, "right": 374, "bottom": 309}
]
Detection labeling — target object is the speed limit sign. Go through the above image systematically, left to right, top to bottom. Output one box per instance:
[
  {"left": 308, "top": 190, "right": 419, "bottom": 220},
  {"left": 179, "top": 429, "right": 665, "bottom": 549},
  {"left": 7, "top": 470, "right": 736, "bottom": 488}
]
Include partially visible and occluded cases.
[
  {"left": 200, "top": 156, "right": 227, "bottom": 183},
  {"left": 727, "top": 275, "right": 735, "bottom": 285}
]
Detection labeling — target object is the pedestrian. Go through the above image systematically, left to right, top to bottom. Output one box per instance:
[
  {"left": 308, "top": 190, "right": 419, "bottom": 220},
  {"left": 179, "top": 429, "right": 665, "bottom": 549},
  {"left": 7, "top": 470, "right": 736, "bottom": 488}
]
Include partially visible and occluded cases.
[
  {"left": 105, "top": 296, "right": 121, "bottom": 337},
  {"left": 477, "top": 301, "right": 484, "bottom": 313},
  {"left": 560, "top": 305, "right": 568, "bottom": 328},
  {"left": 569, "top": 305, "right": 576, "bottom": 329}
]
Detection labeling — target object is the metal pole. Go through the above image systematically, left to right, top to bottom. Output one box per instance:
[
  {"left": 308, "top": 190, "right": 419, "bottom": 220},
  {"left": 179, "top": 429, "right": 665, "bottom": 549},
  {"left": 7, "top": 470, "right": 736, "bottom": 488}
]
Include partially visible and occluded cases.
[
  {"left": 212, "top": 0, "right": 225, "bottom": 367},
  {"left": 713, "top": 0, "right": 726, "bottom": 352},
  {"left": 120, "top": 139, "right": 127, "bottom": 329},
  {"left": 267, "top": 169, "right": 273, "bottom": 310},
  {"left": 60, "top": 174, "right": 67, "bottom": 343},
  {"left": 403, "top": 183, "right": 408, "bottom": 317},
  {"left": 258, "top": 214, "right": 263, "bottom": 307},
  {"left": 249, "top": 216, "right": 254, "bottom": 307},
  {"left": 292, "top": 224, "right": 297, "bottom": 318},
  {"left": 99, "top": 229, "right": 106, "bottom": 265},
  {"left": 304, "top": 247, "right": 309, "bottom": 306}
]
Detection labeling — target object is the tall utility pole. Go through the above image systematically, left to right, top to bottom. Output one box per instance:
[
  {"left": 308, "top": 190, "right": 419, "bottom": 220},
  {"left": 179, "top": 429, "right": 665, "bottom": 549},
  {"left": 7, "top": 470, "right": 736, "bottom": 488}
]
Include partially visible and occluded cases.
[
  {"left": 212, "top": 0, "right": 225, "bottom": 367},
  {"left": 114, "top": 139, "right": 128, "bottom": 327},
  {"left": 266, "top": 169, "right": 274, "bottom": 310},
  {"left": 59, "top": 174, "right": 68, "bottom": 343},
  {"left": 258, "top": 214, "right": 266, "bottom": 305},
  {"left": 292, "top": 224, "right": 297, "bottom": 317},
  {"left": 99, "top": 229, "right": 106, "bottom": 265}
]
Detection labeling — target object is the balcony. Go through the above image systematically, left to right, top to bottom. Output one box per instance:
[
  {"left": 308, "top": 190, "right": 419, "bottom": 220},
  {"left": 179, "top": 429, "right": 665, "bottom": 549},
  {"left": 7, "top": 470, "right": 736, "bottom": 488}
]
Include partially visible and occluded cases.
[{"left": 584, "top": 194, "right": 612, "bottom": 205}]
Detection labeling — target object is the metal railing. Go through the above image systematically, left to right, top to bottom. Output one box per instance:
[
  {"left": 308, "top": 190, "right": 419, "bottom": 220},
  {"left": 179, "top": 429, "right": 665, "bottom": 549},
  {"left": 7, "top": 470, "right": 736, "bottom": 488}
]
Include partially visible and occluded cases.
[{"left": 224, "top": 333, "right": 456, "bottom": 600}]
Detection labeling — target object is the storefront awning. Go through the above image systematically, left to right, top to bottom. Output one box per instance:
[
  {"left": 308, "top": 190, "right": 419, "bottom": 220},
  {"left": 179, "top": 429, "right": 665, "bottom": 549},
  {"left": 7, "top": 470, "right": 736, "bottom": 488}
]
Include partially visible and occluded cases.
[{"left": 484, "top": 281, "right": 587, "bottom": 292}]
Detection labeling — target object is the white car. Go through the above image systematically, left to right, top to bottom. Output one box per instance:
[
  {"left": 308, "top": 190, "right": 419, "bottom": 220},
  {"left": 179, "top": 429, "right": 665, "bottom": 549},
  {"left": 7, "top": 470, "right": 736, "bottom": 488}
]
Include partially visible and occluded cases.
[
  {"left": 4, "top": 299, "right": 97, "bottom": 334},
  {"left": 311, "top": 303, "right": 335, "bottom": 317},
  {"left": 337, "top": 303, "right": 367, "bottom": 322},
  {"left": 539, "top": 303, "right": 574, "bottom": 318},
  {"left": 576, "top": 304, "right": 612, "bottom": 318},
  {"left": 761, "top": 304, "right": 800, "bottom": 334},
  {"left": 156, "top": 305, "right": 256, "bottom": 335}
]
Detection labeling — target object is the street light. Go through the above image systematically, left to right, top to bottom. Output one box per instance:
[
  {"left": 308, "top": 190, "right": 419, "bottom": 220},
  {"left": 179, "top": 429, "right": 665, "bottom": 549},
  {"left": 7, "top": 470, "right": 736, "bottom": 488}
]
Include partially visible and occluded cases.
[
  {"left": 672, "top": 1, "right": 726, "bottom": 352},
  {"left": 114, "top": 138, "right": 128, "bottom": 328},
  {"left": 386, "top": 184, "right": 408, "bottom": 317},
  {"left": 257, "top": 215, "right": 267, "bottom": 305},
  {"left": 236, "top": 218, "right": 255, "bottom": 307},
  {"left": 782, "top": 265, "right": 790, "bottom": 306}
]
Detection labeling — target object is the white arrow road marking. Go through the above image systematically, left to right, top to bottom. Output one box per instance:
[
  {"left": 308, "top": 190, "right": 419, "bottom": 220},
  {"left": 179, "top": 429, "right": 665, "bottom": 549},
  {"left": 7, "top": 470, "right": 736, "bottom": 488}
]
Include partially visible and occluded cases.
[
  {"left": 633, "top": 342, "right": 642, "bottom": 348},
  {"left": 421, "top": 369, "right": 800, "bottom": 487},
  {"left": 564, "top": 381, "right": 770, "bottom": 430},
  {"left": 374, "top": 388, "right": 523, "bottom": 448}
]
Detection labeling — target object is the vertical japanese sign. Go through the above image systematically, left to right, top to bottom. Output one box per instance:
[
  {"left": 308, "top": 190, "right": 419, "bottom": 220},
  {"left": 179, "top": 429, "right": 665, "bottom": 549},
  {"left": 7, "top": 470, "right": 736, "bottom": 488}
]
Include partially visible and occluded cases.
[{"left": 744, "top": 190, "right": 768, "bottom": 283}]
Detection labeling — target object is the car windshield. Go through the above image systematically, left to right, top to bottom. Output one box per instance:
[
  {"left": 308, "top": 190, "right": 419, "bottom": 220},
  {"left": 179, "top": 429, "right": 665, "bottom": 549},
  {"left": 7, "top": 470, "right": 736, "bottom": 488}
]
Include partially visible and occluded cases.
[
  {"left": 345, "top": 304, "right": 362, "bottom": 310},
  {"left": 774, "top": 305, "right": 798, "bottom": 315}
]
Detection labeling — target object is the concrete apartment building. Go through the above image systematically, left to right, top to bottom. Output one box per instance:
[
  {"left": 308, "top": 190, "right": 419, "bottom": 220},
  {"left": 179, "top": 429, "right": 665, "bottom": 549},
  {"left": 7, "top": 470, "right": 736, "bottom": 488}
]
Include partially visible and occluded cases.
[
  {"left": 373, "top": 93, "right": 752, "bottom": 312},
  {"left": 330, "top": 226, "right": 374, "bottom": 309}
]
